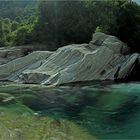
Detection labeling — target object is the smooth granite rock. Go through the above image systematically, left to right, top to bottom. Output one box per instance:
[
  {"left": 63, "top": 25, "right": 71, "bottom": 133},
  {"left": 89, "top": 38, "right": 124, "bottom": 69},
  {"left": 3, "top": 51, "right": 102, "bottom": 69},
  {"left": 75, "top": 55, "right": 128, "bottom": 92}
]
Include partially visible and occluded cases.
[{"left": 0, "top": 32, "right": 139, "bottom": 85}]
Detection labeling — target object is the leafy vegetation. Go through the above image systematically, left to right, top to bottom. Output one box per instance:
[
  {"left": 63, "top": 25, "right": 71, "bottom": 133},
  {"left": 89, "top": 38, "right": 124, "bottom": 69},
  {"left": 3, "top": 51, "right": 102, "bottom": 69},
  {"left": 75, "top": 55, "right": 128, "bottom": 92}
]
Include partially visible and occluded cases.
[
  {"left": 0, "top": 0, "right": 140, "bottom": 52},
  {"left": 0, "top": 0, "right": 37, "bottom": 47}
]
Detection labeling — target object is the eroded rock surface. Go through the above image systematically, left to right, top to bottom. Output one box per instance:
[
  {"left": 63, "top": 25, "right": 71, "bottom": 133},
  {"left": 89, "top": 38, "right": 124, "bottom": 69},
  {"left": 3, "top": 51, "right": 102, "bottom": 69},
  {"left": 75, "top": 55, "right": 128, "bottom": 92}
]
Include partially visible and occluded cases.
[
  {"left": 0, "top": 32, "right": 139, "bottom": 85},
  {"left": 0, "top": 46, "right": 35, "bottom": 65},
  {"left": 0, "top": 51, "right": 53, "bottom": 81}
]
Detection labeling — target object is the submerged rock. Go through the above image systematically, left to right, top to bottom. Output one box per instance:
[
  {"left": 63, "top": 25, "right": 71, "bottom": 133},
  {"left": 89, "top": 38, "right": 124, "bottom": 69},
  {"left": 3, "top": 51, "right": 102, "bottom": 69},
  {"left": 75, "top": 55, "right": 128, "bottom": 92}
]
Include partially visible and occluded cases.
[
  {"left": 0, "top": 32, "right": 139, "bottom": 85},
  {"left": 0, "top": 93, "right": 15, "bottom": 104}
]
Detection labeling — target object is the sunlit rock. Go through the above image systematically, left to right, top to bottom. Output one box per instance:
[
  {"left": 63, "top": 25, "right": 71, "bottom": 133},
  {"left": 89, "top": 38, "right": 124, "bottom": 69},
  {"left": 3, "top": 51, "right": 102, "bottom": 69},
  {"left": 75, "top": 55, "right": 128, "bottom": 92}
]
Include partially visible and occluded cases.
[
  {"left": 0, "top": 32, "right": 139, "bottom": 85},
  {"left": 20, "top": 33, "right": 140, "bottom": 85},
  {"left": 0, "top": 51, "right": 53, "bottom": 81}
]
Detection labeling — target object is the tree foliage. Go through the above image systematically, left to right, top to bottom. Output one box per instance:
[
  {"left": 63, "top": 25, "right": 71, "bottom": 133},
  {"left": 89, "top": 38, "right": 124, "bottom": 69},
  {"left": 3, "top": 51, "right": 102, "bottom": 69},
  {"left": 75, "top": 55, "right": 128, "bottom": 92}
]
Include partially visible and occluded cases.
[
  {"left": 0, "top": 0, "right": 140, "bottom": 52},
  {"left": 0, "top": 0, "right": 37, "bottom": 47}
]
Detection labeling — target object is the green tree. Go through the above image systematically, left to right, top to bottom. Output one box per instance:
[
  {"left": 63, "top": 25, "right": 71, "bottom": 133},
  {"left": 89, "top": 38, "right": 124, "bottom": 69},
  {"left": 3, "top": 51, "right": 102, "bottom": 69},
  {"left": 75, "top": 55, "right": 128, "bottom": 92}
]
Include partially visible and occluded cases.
[
  {"left": 32, "top": 1, "right": 94, "bottom": 50},
  {"left": 114, "top": 1, "right": 140, "bottom": 52},
  {"left": 0, "top": 18, "right": 6, "bottom": 46},
  {"left": 11, "top": 21, "right": 19, "bottom": 31},
  {"left": 14, "top": 25, "right": 31, "bottom": 45}
]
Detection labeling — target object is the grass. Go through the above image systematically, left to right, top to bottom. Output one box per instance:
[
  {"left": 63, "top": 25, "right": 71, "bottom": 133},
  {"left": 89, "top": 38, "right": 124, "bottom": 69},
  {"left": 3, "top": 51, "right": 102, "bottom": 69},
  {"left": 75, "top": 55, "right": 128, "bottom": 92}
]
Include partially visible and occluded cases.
[{"left": 0, "top": 104, "right": 96, "bottom": 140}]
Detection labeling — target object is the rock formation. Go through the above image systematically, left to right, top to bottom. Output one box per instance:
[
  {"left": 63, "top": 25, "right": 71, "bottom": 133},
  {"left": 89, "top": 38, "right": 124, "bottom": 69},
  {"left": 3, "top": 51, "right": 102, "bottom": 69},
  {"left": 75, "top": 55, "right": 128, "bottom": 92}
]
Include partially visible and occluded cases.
[
  {"left": 0, "top": 32, "right": 139, "bottom": 85},
  {"left": 0, "top": 46, "right": 34, "bottom": 65},
  {"left": 0, "top": 51, "right": 53, "bottom": 81}
]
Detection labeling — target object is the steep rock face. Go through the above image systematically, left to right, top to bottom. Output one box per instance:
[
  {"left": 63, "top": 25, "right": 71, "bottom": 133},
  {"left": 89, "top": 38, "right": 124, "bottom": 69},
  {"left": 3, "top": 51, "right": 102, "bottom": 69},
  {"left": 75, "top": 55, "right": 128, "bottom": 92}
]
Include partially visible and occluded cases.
[{"left": 19, "top": 33, "right": 139, "bottom": 85}]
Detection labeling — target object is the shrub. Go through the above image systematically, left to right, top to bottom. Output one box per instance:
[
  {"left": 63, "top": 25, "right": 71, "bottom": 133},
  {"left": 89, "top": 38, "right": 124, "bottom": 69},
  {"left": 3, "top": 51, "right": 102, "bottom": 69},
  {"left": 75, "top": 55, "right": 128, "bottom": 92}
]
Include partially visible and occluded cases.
[{"left": 95, "top": 26, "right": 103, "bottom": 33}]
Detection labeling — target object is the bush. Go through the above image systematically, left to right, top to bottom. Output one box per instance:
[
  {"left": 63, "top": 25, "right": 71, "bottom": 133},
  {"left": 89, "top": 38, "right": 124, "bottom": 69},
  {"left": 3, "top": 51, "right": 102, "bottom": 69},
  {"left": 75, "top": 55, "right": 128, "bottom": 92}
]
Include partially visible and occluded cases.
[
  {"left": 14, "top": 25, "right": 31, "bottom": 45},
  {"left": 95, "top": 26, "right": 103, "bottom": 33}
]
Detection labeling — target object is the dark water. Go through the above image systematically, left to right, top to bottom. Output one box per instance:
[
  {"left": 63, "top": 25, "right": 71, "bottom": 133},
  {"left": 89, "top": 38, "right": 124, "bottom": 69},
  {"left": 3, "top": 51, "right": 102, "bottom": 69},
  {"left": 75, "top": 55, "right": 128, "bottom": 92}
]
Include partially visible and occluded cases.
[{"left": 1, "top": 82, "right": 140, "bottom": 139}]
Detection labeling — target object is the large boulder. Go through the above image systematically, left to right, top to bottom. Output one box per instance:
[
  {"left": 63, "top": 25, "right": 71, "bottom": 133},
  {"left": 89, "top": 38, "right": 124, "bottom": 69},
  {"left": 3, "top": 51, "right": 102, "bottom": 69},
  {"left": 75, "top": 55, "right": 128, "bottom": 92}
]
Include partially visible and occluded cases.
[
  {"left": 0, "top": 32, "right": 139, "bottom": 85},
  {"left": 19, "top": 33, "right": 139, "bottom": 85}
]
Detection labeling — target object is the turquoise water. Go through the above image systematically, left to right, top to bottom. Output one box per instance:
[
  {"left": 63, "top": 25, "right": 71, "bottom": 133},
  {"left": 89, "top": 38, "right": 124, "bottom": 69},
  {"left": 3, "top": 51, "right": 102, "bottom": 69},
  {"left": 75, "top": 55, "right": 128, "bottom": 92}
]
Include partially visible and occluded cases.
[
  {"left": 0, "top": 82, "right": 140, "bottom": 139},
  {"left": 22, "top": 82, "right": 140, "bottom": 139}
]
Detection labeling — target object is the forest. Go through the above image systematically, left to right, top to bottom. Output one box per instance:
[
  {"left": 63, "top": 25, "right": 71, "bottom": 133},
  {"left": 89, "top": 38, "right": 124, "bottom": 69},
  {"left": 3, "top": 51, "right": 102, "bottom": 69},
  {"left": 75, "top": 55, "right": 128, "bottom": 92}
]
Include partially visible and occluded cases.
[{"left": 0, "top": 0, "right": 140, "bottom": 52}]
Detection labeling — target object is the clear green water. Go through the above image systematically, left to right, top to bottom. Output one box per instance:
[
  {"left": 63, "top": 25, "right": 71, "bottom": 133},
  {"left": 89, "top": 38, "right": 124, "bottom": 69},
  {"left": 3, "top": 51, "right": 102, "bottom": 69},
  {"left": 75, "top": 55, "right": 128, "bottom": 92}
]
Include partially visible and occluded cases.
[{"left": 0, "top": 82, "right": 140, "bottom": 139}]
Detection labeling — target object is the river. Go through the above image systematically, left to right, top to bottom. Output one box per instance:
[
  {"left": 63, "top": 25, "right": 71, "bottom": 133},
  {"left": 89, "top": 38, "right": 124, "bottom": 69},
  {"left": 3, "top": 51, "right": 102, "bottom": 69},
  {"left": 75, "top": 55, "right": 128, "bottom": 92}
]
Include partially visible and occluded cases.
[{"left": 0, "top": 81, "right": 140, "bottom": 139}]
